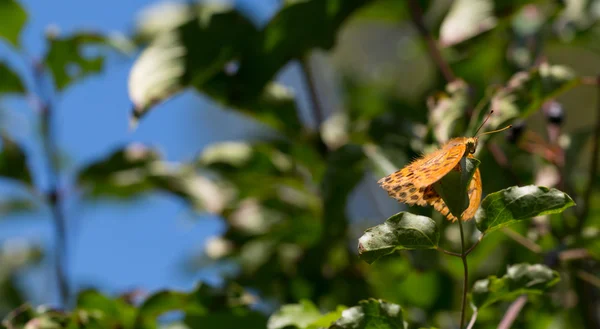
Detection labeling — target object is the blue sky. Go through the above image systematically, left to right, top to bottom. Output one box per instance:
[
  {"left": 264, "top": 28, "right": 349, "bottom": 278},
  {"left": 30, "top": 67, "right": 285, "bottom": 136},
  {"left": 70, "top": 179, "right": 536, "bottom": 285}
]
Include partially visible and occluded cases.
[{"left": 0, "top": 0, "right": 292, "bottom": 306}]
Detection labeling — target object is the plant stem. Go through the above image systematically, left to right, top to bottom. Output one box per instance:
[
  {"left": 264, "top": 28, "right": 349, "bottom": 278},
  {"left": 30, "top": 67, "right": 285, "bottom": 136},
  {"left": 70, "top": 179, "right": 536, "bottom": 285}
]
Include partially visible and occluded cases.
[
  {"left": 407, "top": 0, "right": 456, "bottom": 83},
  {"left": 300, "top": 54, "right": 324, "bottom": 127},
  {"left": 35, "top": 65, "right": 69, "bottom": 306},
  {"left": 579, "top": 75, "right": 600, "bottom": 225},
  {"left": 457, "top": 217, "right": 468, "bottom": 329},
  {"left": 497, "top": 295, "right": 528, "bottom": 329},
  {"left": 466, "top": 309, "right": 478, "bottom": 329}
]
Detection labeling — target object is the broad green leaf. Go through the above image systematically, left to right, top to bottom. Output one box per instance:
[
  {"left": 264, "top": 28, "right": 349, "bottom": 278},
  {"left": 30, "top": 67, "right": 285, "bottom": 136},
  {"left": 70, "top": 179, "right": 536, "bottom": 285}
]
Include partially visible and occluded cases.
[
  {"left": 0, "top": 0, "right": 27, "bottom": 47},
  {"left": 44, "top": 32, "right": 128, "bottom": 91},
  {"left": 0, "top": 62, "right": 25, "bottom": 95},
  {"left": 489, "top": 63, "right": 578, "bottom": 127},
  {"left": 0, "top": 135, "right": 32, "bottom": 187},
  {"left": 76, "top": 144, "right": 227, "bottom": 213},
  {"left": 434, "top": 157, "right": 480, "bottom": 219},
  {"left": 475, "top": 185, "right": 575, "bottom": 233},
  {"left": 358, "top": 212, "right": 439, "bottom": 264},
  {"left": 471, "top": 263, "right": 560, "bottom": 310},
  {"left": 76, "top": 290, "right": 137, "bottom": 329},
  {"left": 329, "top": 299, "right": 404, "bottom": 329},
  {"left": 267, "top": 300, "right": 322, "bottom": 329},
  {"left": 308, "top": 307, "right": 347, "bottom": 329}
]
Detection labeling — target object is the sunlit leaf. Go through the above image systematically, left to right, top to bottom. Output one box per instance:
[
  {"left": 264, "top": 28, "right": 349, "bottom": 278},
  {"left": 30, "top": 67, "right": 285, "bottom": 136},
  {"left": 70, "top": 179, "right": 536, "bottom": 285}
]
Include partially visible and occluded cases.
[
  {"left": 0, "top": 0, "right": 27, "bottom": 47},
  {"left": 440, "top": 0, "right": 497, "bottom": 47},
  {"left": 0, "top": 62, "right": 25, "bottom": 95},
  {"left": 428, "top": 80, "right": 470, "bottom": 143},
  {"left": 76, "top": 144, "right": 227, "bottom": 213},
  {"left": 475, "top": 185, "right": 575, "bottom": 233},
  {"left": 358, "top": 212, "right": 439, "bottom": 264},
  {"left": 471, "top": 263, "right": 560, "bottom": 310},
  {"left": 329, "top": 299, "right": 405, "bottom": 329},
  {"left": 268, "top": 300, "right": 322, "bottom": 329}
]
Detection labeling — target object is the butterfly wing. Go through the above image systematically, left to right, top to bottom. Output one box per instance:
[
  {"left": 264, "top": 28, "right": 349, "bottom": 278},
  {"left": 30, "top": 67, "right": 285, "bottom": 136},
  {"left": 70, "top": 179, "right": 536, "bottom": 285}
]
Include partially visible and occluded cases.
[
  {"left": 378, "top": 139, "right": 467, "bottom": 197},
  {"left": 423, "top": 163, "right": 482, "bottom": 221}
]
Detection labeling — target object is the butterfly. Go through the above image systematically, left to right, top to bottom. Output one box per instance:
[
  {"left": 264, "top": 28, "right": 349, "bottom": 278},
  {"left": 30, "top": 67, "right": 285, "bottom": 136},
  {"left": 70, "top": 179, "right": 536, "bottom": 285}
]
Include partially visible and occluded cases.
[{"left": 378, "top": 114, "right": 511, "bottom": 221}]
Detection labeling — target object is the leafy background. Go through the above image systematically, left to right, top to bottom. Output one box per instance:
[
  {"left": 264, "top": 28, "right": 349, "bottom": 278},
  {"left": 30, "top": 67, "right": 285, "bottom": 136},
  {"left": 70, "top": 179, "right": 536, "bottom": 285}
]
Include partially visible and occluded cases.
[{"left": 0, "top": 0, "right": 599, "bottom": 328}]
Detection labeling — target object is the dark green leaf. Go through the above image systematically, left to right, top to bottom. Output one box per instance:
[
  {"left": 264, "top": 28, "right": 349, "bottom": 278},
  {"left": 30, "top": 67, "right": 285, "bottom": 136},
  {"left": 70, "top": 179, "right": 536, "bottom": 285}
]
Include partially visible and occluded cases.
[
  {"left": 0, "top": 0, "right": 27, "bottom": 47},
  {"left": 44, "top": 32, "right": 127, "bottom": 91},
  {"left": 0, "top": 62, "right": 25, "bottom": 95},
  {"left": 0, "top": 135, "right": 32, "bottom": 187},
  {"left": 433, "top": 157, "right": 480, "bottom": 219},
  {"left": 475, "top": 185, "right": 575, "bottom": 234},
  {"left": 358, "top": 212, "right": 439, "bottom": 264},
  {"left": 471, "top": 263, "right": 560, "bottom": 310},
  {"left": 329, "top": 299, "right": 404, "bottom": 329},
  {"left": 267, "top": 300, "right": 322, "bottom": 329}
]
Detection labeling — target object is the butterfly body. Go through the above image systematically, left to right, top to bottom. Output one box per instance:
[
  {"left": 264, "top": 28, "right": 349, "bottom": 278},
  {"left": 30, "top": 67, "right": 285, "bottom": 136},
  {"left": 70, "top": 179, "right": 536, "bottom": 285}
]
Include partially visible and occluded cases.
[{"left": 378, "top": 137, "right": 482, "bottom": 221}]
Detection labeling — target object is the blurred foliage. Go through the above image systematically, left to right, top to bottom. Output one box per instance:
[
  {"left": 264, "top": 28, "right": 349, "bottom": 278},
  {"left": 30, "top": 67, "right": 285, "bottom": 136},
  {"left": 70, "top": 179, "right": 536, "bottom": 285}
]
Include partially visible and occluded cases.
[{"left": 0, "top": 0, "right": 599, "bottom": 328}]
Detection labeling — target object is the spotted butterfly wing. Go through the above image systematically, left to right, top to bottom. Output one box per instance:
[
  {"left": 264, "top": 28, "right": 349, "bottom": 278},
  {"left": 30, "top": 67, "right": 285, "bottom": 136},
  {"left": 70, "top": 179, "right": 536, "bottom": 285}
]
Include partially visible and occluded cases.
[{"left": 377, "top": 138, "right": 468, "bottom": 205}]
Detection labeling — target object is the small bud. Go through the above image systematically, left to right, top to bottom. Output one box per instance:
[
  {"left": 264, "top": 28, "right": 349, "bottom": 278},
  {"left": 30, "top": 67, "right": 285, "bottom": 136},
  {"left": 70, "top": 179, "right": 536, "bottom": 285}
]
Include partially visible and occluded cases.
[{"left": 544, "top": 102, "right": 565, "bottom": 125}]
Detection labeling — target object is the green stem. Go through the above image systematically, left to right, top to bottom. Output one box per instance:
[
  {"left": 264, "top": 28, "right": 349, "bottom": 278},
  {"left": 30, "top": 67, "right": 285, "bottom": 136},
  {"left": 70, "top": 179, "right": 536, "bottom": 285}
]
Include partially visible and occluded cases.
[{"left": 457, "top": 217, "right": 468, "bottom": 329}]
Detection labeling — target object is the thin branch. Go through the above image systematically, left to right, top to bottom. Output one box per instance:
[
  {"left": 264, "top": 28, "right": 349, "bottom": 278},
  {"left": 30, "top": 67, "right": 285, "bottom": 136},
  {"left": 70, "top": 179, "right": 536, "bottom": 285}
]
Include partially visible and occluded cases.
[
  {"left": 407, "top": 0, "right": 456, "bottom": 83},
  {"left": 300, "top": 55, "right": 325, "bottom": 127},
  {"left": 579, "top": 75, "right": 600, "bottom": 224},
  {"left": 457, "top": 218, "right": 468, "bottom": 329},
  {"left": 501, "top": 228, "right": 542, "bottom": 254},
  {"left": 465, "top": 233, "right": 485, "bottom": 256},
  {"left": 436, "top": 247, "right": 462, "bottom": 257},
  {"left": 559, "top": 248, "right": 591, "bottom": 262},
  {"left": 576, "top": 270, "right": 600, "bottom": 289},
  {"left": 498, "top": 295, "right": 528, "bottom": 329}
]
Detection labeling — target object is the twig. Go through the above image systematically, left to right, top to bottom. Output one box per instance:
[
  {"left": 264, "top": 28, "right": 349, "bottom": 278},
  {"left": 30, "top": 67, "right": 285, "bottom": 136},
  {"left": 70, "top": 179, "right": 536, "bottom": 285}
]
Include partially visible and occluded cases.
[
  {"left": 407, "top": 0, "right": 456, "bottom": 83},
  {"left": 300, "top": 55, "right": 324, "bottom": 127},
  {"left": 34, "top": 64, "right": 69, "bottom": 306},
  {"left": 579, "top": 75, "right": 600, "bottom": 224},
  {"left": 457, "top": 217, "right": 468, "bottom": 329},
  {"left": 501, "top": 228, "right": 542, "bottom": 254},
  {"left": 465, "top": 233, "right": 485, "bottom": 256},
  {"left": 436, "top": 247, "right": 462, "bottom": 257},
  {"left": 559, "top": 248, "right": 591, "bottom": 262},
  {"left": 576, "top": 270, "right": 600, "bottom": 289},
  {"left": 497, "top": 295, "right": 528, "bottom": 329},
  {"left": 466, "top": 309, "right": 478, "bottom": 329}
]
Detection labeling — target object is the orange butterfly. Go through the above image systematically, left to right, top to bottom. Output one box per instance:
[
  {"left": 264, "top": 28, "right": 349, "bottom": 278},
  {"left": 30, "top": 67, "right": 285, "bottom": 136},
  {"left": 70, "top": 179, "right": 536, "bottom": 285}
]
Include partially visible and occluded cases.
[{"left": 378, "top": 116, "right": 511, "bottom": 221}]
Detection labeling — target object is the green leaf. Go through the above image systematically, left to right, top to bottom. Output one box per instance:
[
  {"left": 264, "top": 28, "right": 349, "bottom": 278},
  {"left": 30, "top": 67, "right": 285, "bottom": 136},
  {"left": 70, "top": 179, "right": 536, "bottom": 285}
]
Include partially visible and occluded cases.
[
  {"left": 0, "top": 0, "right": 27, "bottom": 47},
  {"left": 44, "top": 32, "right": 127, "bottom": 91},
  {"left": 0, "top": 62, "right": 25, "bottom": 95},
  {"left": 489, "top": 62, "right": 578, "bottom": 127},
  {"left": 428, "top": 80, "right": 470, "bottom": 143},
  {"left": 0, "top": 135, "right": 32, "bottom": 187},
  {"left": 76, "top": 144, "right": 227, "bottom": 213},
  {"left": 433, "top": 157, "right": 480, "bottom": 219},
  {"left": 475, "top": 185, "right": 575, "bottom": 234},
  {"left": 358, "top": 212, "right": 439, "bottom": 264},
  {"left": 471, "top": 263, "right": 560, "bottom": 310},
  {"left": 76, "top": 290, "right": 137, "bottom": 329},
  {"left": 329, "top": 299, "right": 404, "bottom": 329},
  {"left": 267, "top": 300, "right": 322, "bottom": 329}
]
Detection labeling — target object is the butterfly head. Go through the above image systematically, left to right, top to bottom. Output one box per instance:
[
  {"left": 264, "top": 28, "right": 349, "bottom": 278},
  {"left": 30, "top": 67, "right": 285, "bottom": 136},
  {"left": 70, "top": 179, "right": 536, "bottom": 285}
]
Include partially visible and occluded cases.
[{"left": 466, "top": 137, "right": 478, "bottom": 154}]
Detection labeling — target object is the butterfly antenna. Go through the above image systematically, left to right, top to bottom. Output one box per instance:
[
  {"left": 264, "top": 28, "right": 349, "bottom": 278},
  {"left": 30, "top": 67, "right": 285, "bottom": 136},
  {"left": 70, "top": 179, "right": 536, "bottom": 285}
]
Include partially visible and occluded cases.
[
  {"left": 474, "top": 110, "right": 494, "bottom": 135},
  {"left": 477, "top": 124, "right": 512, "bottom": 137}
]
